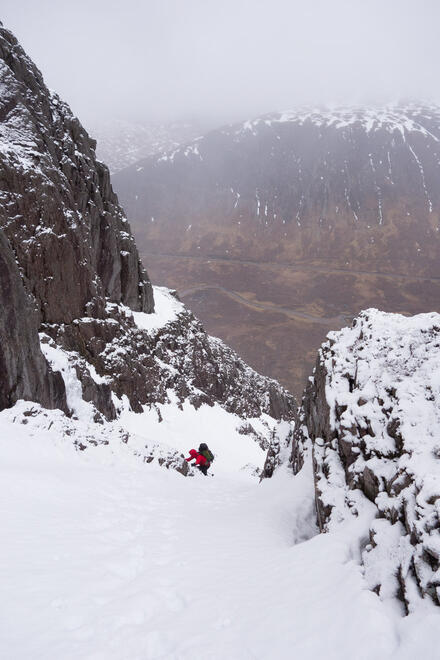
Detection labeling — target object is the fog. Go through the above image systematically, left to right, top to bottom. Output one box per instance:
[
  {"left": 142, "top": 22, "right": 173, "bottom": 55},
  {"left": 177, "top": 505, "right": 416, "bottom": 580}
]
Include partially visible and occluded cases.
[{"left": 2, "top": 0, "right": 440, "bottom": 126}]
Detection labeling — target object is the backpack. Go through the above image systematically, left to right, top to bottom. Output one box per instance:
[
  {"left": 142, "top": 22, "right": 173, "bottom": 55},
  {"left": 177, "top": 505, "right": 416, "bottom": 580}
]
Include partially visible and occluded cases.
[{"left": 201, "top": 449, "right": 214, "bottom": 463}]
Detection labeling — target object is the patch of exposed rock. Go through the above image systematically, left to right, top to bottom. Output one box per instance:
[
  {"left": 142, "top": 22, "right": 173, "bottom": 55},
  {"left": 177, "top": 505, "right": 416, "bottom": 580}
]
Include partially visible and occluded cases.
[
  {"left": 0, "top": 24, "right": 153, "bottom": 323},
  {"left": 0, "top": 228, "right": 66, "bottom": 411},
  {"left": 290, "top": 309, "right": 440, "bottom": 612}
]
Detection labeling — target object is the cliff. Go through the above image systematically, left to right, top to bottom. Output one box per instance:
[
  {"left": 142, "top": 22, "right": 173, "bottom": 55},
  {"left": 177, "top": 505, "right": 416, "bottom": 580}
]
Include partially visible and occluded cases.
[
  {"left": 0, "top": 22, "right": 154, "bottom": 412},
  {"left": 0, "top": 23, "right": 294, "bottom": 444},
  {"left": 289, "top": 309, "right": 440, "bottom": 612}
]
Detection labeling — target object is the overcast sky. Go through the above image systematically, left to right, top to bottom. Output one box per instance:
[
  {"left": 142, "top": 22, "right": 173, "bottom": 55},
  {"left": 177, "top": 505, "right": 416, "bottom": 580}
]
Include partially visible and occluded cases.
[{"left": 2, "top": 0, "right": 440, "bottom": 126}]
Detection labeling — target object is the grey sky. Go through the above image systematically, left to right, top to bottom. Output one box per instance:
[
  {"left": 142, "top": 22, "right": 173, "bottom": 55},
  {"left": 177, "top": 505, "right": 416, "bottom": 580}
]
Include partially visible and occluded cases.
[{"left": 2, "top": 0, "right": 440, "bottom": 125}]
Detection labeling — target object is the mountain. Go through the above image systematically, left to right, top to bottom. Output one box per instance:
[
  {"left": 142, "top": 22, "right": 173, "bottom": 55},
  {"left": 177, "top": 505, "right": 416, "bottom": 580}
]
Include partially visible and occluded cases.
[
  {"left": 0, "top": 22, "right": 294, "bottom": 435},
  {"left": 1, "top": 23, "right": 440, "bottom": 657},
  {"left": 115, "top": 103, "right": 440, "bottom": 270},
  {"left": 113, "top": 105, "right": 440, "bottom": 397},
  {"left": 89, "top": 118, "right": 206, "bottom": 174}
]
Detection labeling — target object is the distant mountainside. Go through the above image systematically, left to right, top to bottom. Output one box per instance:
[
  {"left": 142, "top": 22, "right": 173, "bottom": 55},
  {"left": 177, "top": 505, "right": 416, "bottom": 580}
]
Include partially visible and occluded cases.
[
  {"left": 115, "top": 103, "right": 440, "bottom": 273},
  {"left": 113, "top": 105, "right": 440, "bottom": 397},
  {"left": 90, "top": 119, "right": 206, "bottom": 174}
]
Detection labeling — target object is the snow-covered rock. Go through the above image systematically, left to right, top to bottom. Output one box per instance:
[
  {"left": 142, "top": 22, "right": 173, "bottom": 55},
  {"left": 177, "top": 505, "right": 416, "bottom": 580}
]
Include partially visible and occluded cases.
[
  {"left": 39, "top": 285, "right": 295, "bottom": 422},
  {"left": 291, "top": 308, "right": 440, "bottom": 612}
]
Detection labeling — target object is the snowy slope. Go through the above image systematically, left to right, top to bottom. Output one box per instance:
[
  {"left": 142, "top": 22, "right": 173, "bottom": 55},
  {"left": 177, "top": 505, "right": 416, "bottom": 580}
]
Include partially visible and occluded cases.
[
  {"left": 234, "top": 103, "right": 440, "bottom": 140},
  {"left": 2, "top": 303, "right": 439, "bottom": 657},
  {"left": 1, "top": 405, "right": 439, "bottom": 659}
]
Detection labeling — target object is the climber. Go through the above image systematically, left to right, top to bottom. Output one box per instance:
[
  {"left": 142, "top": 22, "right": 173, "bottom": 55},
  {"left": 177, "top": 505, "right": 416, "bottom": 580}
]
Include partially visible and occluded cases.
[{"left": 186, "top": 443, "right": 214, "bottom": 476}]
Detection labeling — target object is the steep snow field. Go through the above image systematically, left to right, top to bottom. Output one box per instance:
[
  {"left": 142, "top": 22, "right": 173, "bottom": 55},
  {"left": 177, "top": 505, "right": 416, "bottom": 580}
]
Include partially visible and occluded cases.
[{"left": 1, "top": 409, "right": 438, "bottom": 659}]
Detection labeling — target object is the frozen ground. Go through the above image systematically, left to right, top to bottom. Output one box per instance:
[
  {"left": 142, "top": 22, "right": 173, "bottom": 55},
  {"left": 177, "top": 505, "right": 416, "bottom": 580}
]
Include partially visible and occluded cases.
[{"left": 1, "top": 407, "right": 439, "bottom": 660}]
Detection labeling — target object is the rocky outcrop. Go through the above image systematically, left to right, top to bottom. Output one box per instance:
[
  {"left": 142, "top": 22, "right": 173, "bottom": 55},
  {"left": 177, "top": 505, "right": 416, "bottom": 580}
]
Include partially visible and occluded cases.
[
  {"left": 0, "top": 23, "right": 153, "bottom": 326},
  {"left": 0, "top": 228, "right": 66, "bottom": 411},
  {"left": 42, "top": 288, "right": 296, "bottom": 421},
  {"left": 291, "top": 309, "right": 440, "bottom": 612}
]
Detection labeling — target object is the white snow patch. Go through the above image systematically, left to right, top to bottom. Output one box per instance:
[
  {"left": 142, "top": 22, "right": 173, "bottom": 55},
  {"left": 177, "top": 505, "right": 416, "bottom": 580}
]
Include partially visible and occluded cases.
[{"left": 129, "top": 286, "right": 184, "bottom": 334}]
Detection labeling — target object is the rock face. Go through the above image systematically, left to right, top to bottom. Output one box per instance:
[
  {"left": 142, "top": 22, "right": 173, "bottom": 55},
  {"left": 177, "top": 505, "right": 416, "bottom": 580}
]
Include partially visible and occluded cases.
[
  {"left": 0, "top": 22, "right": 152, "bottom": 412},
  {"left": 0, "top": 23, "right": 295, "bottom": 433},
  {"left": 0, "top": 24, "right": 153, "bottom": 326},
  {"left": 0, "top": 228, "right": 66, "bottom": 411},
  {"left": 42, "top": 287, "right": 295, "bottom": 422},
  {"left": 291, "top": 309, "right": 440, "bottom": 611}
]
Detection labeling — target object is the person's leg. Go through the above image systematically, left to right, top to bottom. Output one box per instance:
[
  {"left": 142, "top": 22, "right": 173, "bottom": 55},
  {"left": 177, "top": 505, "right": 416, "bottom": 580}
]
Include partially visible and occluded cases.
[{"left": 198, "top": 465, "right": 208, "bottom": 476}]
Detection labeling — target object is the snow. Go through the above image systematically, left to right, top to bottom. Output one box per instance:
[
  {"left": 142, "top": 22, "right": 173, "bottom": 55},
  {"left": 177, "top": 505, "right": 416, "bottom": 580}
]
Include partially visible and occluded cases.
[
  {"left": 236, "top": 103, "right": 440, "bottom": 140},
  {"left": 90, "top": 119, "right": 202, "bottom": 174},
  {"left": 158, "top": 138, "right": 204, "bottom": 164},
  {"left": 407, "top": 143, "right": 433, "bottom": 212},
  {"left": 128, "top": 286, "right": 184, "bottom": 333},
  {"left": 1, "top": 306, "right": 440, "bottom": 657},
  {"left": 324, "top": 309, "right": 440, "bottom": 448},
  {"left": 40, "top": 335, "right": 96, "bottom": 422},
  {"left": 119, "top": 395, "right": 268, "bottom": 478},
  {"left": 1, "top": 406, "right": 439, "bottom": 659}
]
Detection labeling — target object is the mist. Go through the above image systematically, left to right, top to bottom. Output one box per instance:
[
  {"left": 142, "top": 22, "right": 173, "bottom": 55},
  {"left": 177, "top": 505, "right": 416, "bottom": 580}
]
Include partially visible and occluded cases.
[{"left": 2, "top": 0, "right": 440, "bottom": 126}]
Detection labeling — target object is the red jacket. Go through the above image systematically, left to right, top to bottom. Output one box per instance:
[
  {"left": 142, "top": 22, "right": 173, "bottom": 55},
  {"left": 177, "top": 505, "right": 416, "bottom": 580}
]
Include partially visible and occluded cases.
[{"left": 186, "top": 449, "right": 208, "bottom": 466}]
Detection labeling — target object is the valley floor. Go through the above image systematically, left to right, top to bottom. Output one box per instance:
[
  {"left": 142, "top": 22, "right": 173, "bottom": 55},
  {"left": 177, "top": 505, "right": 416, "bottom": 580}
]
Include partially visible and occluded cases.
[
  {"left": 141, "top": 251, "right": 440, "bottom": 399},
  {"left": 1, "top": 414, "right": 438, "bottom": 660}
]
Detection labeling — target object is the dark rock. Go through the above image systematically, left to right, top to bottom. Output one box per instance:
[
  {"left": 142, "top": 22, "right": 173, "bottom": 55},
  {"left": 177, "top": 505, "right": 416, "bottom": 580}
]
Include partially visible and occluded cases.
[
  {"left": 0, "top": 23, "right": 154, "bottom": 415},
  {"left": 0, "top": 24, "right": 153, "bottom": 326},
  {"left": 0, "top": 228, "right": 67, "bottom": 412},
  {"left": 45, "top": 305, "right": 296, "bottom": 421},
  {"left": 74, "top": 364, "right": 116, "bottom": 421},
  {"left": 361, "top": 465, "right": 381, "bottom": 502},
  {"left": 387, "top": 470, "right": 412, "bottom": 497}
]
